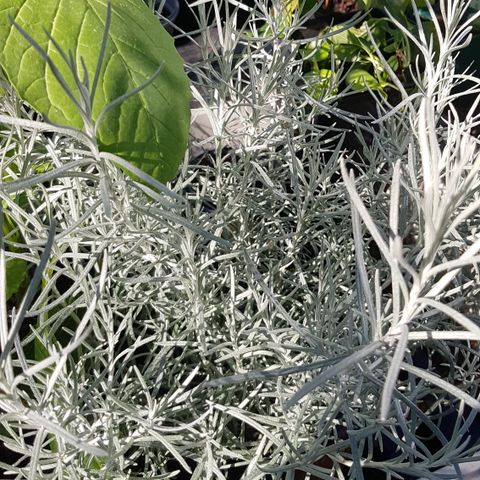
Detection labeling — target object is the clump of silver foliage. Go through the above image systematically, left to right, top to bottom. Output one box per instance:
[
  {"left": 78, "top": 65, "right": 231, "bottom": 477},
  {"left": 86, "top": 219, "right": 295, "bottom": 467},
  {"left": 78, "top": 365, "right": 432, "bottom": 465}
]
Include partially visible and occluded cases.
[{"left": 1, "top": 0, "right": 480, "bottom": 478}]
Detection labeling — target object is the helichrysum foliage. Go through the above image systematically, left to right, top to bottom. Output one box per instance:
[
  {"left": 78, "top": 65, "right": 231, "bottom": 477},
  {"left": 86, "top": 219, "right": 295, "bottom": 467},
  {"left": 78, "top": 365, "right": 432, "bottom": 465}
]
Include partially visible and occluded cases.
[{"left": 1, "top": 1, "right": 480, "bottom": 479}]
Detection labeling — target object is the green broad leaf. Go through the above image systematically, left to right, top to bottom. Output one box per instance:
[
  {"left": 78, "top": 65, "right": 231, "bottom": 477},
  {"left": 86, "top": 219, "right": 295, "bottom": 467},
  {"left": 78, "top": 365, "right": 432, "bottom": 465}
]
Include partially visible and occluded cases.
[
  {"left": 0, "top": 0, "right": 190, "bottom": 183},
  {"left": 327, "top": 26, "right": 352, "bottom": 46},
  {"left": 303, "top": 40, "right": 330, "bottom": 63},
  {"left": 331, "top": 42, "right": 362, "bottom": 62},
  {"left": 387, "top": 54, "right": 399, "bottom": 72},
  {"left": 346, "top": 68, "right": 380, "bottom": 91},
  {"left": 304, "top": 69, "right": 335, "bottom": 99},
  {"left": 6, "top": 258, "right": 28, "bottom": 300}
]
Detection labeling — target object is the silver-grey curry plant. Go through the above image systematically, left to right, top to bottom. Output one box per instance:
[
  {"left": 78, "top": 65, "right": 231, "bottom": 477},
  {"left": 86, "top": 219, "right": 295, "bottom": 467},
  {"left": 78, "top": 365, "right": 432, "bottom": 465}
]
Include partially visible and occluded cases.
[{"left": 0, "top": 0, "right": 480, "bottom": 478}]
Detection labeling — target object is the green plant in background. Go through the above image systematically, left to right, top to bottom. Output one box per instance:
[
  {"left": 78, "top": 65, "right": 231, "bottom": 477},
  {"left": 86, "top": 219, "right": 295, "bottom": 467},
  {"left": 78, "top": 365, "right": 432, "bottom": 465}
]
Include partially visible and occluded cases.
[
  {"left": 0, "top": 0, "right": 190, "bottom": 183},
  {"left": 276, "top": 0, "right": 479, "bottom": 99},
  {"left": 287, "top": 0, "right": 440, "bottom": 97},
  {"left": 358, "top": 0, "right": 437, "bottom": 18},
  {"left": 303, "top": 17, "right": 411, "bottom": 96},
  {"left": 1, "top": 150, "right": 28, "bottom": 301},
  {"left": 2, "top": 203, "right": 28, "bottom": 301},
  {"left": 5, "top": 256, "right": 27, "bottom": 299}
]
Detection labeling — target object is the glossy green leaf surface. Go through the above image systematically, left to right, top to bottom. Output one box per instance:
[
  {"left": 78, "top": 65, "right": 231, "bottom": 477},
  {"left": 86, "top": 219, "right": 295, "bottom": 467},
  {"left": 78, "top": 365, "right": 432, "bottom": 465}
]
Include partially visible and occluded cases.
[{"left": 0, "top": 0, "right": 190, "bottom": 182}]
